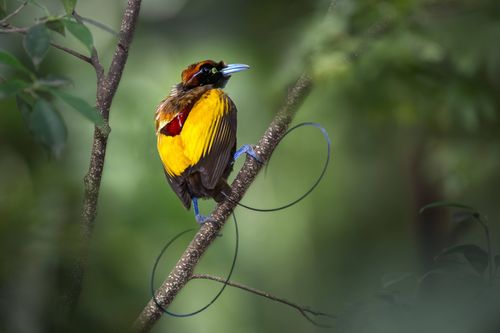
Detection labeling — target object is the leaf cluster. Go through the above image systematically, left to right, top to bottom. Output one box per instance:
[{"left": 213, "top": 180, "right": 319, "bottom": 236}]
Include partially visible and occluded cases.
[
  {"left": 0, "top": 0, "right": 102, "bottom": 157},
  {"left": 310, "top": 0, "right": 500, "bottom": 135}
]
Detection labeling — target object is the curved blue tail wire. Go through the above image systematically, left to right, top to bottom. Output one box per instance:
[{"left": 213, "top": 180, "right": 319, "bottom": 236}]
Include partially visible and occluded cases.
[
  {"left": 151, "top": 121, "right": 330, "bottom": 318},
  {"left": 228, "top": 122, "right": 331, "bottom": 212},
  {"left": 151, "top": 214, "right": 239, "bottom": 317}
]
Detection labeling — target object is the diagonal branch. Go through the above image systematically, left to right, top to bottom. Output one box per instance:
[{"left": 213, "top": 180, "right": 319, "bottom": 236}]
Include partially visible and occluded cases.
[
  {"left": 0, "top": 1, "right": 27, "bottom": 25},
  {"left": 132, "top": 1, "right": 345, "bottom": 330},
  {"left": 78, "top": 14, "right": 119, "bottom": 36},
  {"left": 133, "top": 72, "right": 313, "bottom": 332},
  {"left": 190, "top": 274, "right": 334, "bottom": 327}
]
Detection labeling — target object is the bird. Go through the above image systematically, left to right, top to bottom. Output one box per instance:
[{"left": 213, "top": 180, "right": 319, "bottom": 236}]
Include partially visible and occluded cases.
[{"left": 155, "top": 60, "right": 258, "bottom": 223}]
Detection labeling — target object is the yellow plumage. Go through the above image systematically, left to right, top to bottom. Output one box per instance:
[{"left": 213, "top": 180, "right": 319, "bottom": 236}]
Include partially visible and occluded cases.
[{"left": 157, "top": 89, "right": 229, "bottom": 177}]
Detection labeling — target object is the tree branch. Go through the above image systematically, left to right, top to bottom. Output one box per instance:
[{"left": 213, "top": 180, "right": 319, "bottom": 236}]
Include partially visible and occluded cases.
[
  {"left": 64, "top": 0, "right": 143, "bottom": 312},
  {"left": 130, "top": 0, "right": 350, "bottom": 330},
  {"left": 0, "top": 1, "right": 27, "bottom": 25},
  {"left": 72, "top": 11, "right": 105, "bottom": 82},
  {"left": 78, "top": 14, "right": 119, "bottom": 36},
  {"left": 0, "top": 25, "right": 26, "bottom": 32},
  {"left": 50, "top": 42, "right": 92, "bottom": 64},
  {"left": 133, "top": 72, "right": 313, "bottom": 332},
  {"left": 190, "top": 274, "right": 334, "bottom": 327}
]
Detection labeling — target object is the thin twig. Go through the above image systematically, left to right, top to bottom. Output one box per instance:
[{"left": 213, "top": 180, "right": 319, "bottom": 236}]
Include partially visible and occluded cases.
[
  {"left": 0, "top": 1, "right": 27, "bottom": 25},
  {"left": 0, "top": 11, "right": 96, "bottom": 66},
  {"left": 72, "top": 11, "right": 104, "bottom": 80},
  {"left": 73, "top": 11, "right": 112, "bottom": 81},
  {"left": 78, "top": 14, "right": 119, "bottom": 36},
  {"left": 0, "top": 24, "right": 92, "bottom": 63},
  {"left": 0, "top": 25, "right": 27, "bottom": 33},
  {"left": 50, "top": 42, "right": 92, "bottom": 64},
  {"left": 191, "top": 274, "right": 334, "bottom": 327}
]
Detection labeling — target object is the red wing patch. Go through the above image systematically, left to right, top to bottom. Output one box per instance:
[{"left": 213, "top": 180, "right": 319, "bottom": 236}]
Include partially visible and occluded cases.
[{"left": 160, "top": 108, "right": 191, "bottom": 137}]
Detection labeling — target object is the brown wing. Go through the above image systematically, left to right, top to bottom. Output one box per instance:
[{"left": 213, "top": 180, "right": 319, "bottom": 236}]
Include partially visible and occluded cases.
[{"left": 163, "top": 168, "right": 192, "bottom": 209}]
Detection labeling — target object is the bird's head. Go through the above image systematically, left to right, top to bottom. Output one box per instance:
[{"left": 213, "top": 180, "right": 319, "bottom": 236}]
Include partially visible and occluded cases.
[{"left": 180, "top": 60, "right": 249, "bottom": 90}]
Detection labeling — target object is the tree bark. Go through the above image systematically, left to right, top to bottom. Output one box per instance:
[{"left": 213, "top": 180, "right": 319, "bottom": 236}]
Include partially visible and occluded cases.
[{"left": 64, "top": 0, "right": 143, "bottom": 312}]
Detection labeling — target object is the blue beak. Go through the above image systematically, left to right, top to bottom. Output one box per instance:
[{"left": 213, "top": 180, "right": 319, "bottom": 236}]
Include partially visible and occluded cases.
[{"left": 221, "top": 63, "right": 250, "bottom": 76}]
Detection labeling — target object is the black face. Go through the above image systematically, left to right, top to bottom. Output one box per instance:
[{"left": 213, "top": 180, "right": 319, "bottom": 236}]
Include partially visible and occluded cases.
[
  {"left": 182, "top": 60, "right": 229, "bottom": 89},
  {"left": 195, "top": 62, "right": 229, "bottom": 87}
]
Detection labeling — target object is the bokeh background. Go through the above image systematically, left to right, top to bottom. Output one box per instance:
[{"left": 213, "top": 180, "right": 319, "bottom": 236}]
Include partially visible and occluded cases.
[{"left": 1, "top": 0, "right": 500, "bottom": 332}]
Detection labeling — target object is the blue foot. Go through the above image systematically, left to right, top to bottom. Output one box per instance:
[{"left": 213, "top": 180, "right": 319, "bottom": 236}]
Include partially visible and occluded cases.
[
  {"left": 233, "top": 144, "right": 263, "bottom": 163},
  {"left": 192, "top": 198, "right": 208, "bottom": 224},
  {"left": 196, "top": 215, "right": 208, "bottom": 224}
]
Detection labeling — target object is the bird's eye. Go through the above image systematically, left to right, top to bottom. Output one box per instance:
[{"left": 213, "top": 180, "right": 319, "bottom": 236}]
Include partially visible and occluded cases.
[{"left": 211, "top": 67, "right": 218, "bottom": 74}]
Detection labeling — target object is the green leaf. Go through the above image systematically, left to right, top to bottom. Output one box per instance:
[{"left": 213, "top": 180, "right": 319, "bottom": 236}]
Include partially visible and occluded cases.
[
  {"left": 60, "top": 0, "right": 77, "bottom": 15},
  {"left": 46, "top": 19, "right": 66, "bottom": 36},
  {"left": 63, "top": 19, "right": 93, "bottom": 53},
  {"left": 23, "top": 24, "right": 51, "bottom": 68},
  {"left": 0, "top": 51, "right": 33, "bottom": 76},
  {"left": 37, "top": 75, "right": 73, "bottom": 88},
  {"left": 0, "top": 80, "right": 30, "bottom": 99},
  {"left": 50, "top": 89, "right": 103, "bottom": 125},
  {"left": 16, "top": 95, "right": 33, "bottom": 123},
  {"left": 29, "top": 99, "right": 67, "bottom": 157},
  {"left": 419, "top": 201, "right": 477, "bottom": 214},
  {"left": 439, "top": 244, "right": 488, "bottom": 276}
]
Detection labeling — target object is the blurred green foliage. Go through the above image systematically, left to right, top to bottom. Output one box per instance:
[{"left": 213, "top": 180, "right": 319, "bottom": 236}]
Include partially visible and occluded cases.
[
  {"left": 1, "top": 0, "right": 499, "bottom": 332},
  {"left": 336, "top": 207, "right": 500, "bottom": 333}
]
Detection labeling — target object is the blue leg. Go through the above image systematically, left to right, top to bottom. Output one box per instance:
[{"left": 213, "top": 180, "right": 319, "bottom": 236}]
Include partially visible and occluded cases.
[
  {"left": 233, "top": 144, "right": 263, "bottom": 163},
  {"left": 192, "top": 197, "right": 208, "bottom": 224}
]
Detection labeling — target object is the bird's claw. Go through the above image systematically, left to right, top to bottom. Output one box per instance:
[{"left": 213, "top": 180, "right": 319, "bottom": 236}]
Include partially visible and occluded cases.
[
  {"left": 233, "top": 144, "right": 263, "bottom": 163},
  {"left": 193, "top": 197, "right": 208, "bottom": 224},
  {"left": 195, "top": 214, "right": 208, "bottom": 224}
]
